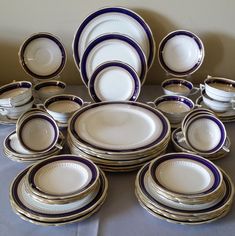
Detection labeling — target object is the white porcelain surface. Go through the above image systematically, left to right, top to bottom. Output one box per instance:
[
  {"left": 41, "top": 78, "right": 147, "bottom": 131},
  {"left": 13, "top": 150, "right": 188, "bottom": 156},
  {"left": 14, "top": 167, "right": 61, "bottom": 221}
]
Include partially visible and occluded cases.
[
  {"left": 73, "top": 7, "right": 155, "bottom": 68},
  {"left": 81, "top": 37, "right": 146, "bottom": 83},
  {"left": 22, "top": 38, "right": 63, "bottom": 76},
  {"left": 88, "top": 63, "right": 140, "bottom": 102},
  {"left": 157, "top": 101, "right": 191, "bottom": 114},
  {"left": 74, "top": 104, "right": 164, "bottom": 150},
  {"left": 185, "top": 117, "right": 225, "bottom": 152},
  {"left": 155, "top": 158, "right": 214, "bottom": 194},
  {"left": 34, "top": 160, "right": 92, "bottom": 195},
  {"left": 145, "top": 173, "right": 224, "bottom": 211},
  {"left": 17, "top": 176, "right": 99, "bottom": 215}
]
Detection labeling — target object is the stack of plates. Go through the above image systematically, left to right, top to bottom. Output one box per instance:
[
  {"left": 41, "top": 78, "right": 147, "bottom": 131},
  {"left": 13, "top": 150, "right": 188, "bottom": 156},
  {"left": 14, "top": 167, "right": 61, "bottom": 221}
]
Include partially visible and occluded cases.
[
  {"left": 73, "top": 7, "right": 155, "bottom": 102},
  {"left": 67, "top": 101, "right": 171, "bottom": 172},
  {"left": 171, "top": 127, "right": 231, "bottom": 160},
  {"left": 3, "top": 130, "right": 64, "bottom": 163},
  {"left": 135, "top": 153, "right": 234, "bottom": 225},
  {"left": 10, "top": 155, "right": 108, "bottom": 226}
]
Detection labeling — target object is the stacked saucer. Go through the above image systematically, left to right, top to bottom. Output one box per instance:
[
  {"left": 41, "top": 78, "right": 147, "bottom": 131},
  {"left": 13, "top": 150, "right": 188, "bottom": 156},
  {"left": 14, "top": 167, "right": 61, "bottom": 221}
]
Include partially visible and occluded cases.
[
  {"left": 67, "top": 101, "right": 171, "bottom": 172},
  {"left": 3, "top": 130, "right": 64, "bottom": 163},
  {"left": 135, "top": 153, "right": 234, "bottom": 225},
  {"left": 10, "top": 155, "right": 108, "bottom": 226}
]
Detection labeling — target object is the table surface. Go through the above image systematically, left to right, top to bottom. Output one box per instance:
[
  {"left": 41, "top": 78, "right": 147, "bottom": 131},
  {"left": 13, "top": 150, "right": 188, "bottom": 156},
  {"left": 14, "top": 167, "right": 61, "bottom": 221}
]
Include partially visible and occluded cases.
[{"left": 0, "top": 85, "right": 235, "bottom": 236}]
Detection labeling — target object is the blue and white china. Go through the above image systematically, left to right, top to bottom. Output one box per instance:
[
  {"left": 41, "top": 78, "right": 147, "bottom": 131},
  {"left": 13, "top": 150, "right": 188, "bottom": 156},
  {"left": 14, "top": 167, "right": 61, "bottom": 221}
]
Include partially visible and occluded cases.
[
  {"left": 73, "top": 7, "right": 155, "bottom": 69},
  {"left": 158, "top": 30, "right": 204, "bottom": 77},
  {"left": 88, "top": 61, "right": 141, "bottom": 102}
]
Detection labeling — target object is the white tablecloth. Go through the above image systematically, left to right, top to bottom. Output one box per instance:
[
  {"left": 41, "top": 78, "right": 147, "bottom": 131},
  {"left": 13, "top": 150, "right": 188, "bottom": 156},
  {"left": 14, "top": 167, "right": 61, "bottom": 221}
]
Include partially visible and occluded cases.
[{"left": 0, "top": 86, "right": 234, "bottom": 236}]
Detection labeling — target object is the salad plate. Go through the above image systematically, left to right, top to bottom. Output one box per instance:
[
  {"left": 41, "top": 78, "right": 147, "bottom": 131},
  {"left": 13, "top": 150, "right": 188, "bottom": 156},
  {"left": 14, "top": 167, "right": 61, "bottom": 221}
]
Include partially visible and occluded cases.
[
  {"left": 73, "top": 6, "right": 155, "bottom": 69},
  {"left": 158, "top": 30, "right": 204, "bottom": 77},
  {"left": 19, "top": 32, "right": 66, "bottom": 80},
  {"left": 80, "top": 33, "right": 147, "bottom": 86},
  {"left": 88, "top": 61, "right": 141, "bottom": 102},
  {"left": 69, "top": 101, "right": 170, "bottom": 151},
  {"left": 27, "top": 155, "right": 99, "bottom": 202}
]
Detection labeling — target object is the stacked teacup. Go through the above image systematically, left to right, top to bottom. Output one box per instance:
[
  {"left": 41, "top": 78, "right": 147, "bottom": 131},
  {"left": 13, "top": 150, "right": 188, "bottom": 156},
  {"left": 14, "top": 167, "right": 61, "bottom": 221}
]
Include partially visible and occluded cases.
[
  {"left": 200, "top": 76, "right": 235, "bottom": 113},
  {"left": 0, "top": 81, "right": 33, "bottom": 120},
  {"left": 172, "top": 108, "right": 230, "bottom": 160},
  {"left": 3, "top": 109, "right": 64, "bottom": 162},
  {"left": 10, "top": 154, "right": 108, "bottom": 225}
]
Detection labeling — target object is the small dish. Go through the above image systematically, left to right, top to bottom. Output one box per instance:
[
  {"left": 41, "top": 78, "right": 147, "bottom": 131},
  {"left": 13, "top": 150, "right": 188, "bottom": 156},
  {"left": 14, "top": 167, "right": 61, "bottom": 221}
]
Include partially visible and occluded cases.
[
  {"left": 158, "top": 30, "right": 204, "bottom": 77},
  {"left": 19, "top": 32, "right": 66, "bottom": 80},
  {"left": 80, "top": 33, "right": 147, "bottom": 86},
  {"left": 88, "top": 61, "right": 141, "bottom": 102},
  {"left": 201, "top": 76, "right": 235, "bottom": 102},
  {"left": 161, "top": 78, "right": 199, "bottom": 96},
  {"left": 0, "top": 81, "right": 32, "bottom": 107},
  {"left": 34, "top": 81, "right": 66, "bottom": 102},
  {"left": 44, "top": 94, "right": 84, "bottom": 124},
  {"left": 150, "top": 95, "right": 194, "bottom": 125},
  {"left": 16, "top": 111, "right": 60, "bottom": 153},
  {"left": 148, "top": 153, "right": 223, "bottom": 199},
  {"left": 26, "top": 155, "right": 100, "bottom": 203}
]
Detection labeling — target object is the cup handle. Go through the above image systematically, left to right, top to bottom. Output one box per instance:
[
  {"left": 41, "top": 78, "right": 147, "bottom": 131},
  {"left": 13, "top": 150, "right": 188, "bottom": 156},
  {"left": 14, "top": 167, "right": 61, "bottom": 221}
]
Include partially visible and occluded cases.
[
  {"left": 199, "top": 84, "right": 205, "bottom": 91},
  {"left": 189, "top": 87, "right": 200, "bottom": 96},
  {"left": 83, "top": 101, "right": 91, "bottom": 106},
  {"left": 146, "top": 101, "right": 155, "bottom": 107},
  {"left": 36, "top": 103, "right": 45, "bottom": 110},
  {"left": 0, "top": 108, "right": 7, "bottom": 116},
  {"left": 175, "top": 131, "right": 186, "bottom": 143},
  {"left": 55, "top": 143, "right": 63, "bottom": 150},
  {"left": 222, "top": 146, "right": 230, "bottom": 153}
]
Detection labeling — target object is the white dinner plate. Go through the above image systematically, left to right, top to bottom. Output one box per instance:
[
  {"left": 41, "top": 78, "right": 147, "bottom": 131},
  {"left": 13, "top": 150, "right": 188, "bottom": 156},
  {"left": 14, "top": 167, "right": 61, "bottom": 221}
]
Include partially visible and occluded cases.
[
  {"left": 73, "top": 7, "right": 155, "bottom": 69},
  {"left": 158, "top": 30, "right": 204, "bottom": 77},
  {"left": 19, "top": 33, "right": 66, "bottom": 79},
  {"left": 80, "top": 33, "right": 147, "bottom": 86},
  {"left": 88, "top": 61, "right": 141, "bottom": 102},
  {"left": 69, "top": 102, "right": 170, "bottom": 151}
]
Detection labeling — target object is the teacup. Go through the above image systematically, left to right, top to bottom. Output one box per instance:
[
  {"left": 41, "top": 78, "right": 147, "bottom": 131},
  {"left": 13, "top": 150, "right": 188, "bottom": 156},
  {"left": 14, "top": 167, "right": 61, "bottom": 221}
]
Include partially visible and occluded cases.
[
  {"left": 201, "top": 75, "right": 235, "bottom": 102},
  {"left": 161, "top": 78, "right": 199, "bottom": 96},
  {"left": 0, "top": 81, "right": 32, "bottom": 107},
  {"left": 34, "top": 81, "right": 66, "bottom": 102},
  {"left": 201, "top": 89, "right": 235, "bottom": 112},
  {"left": 44, "top": 94, "right": 84, "bottom": 124},
  {"left": 150, "top": 95, "right": 194, "bottom": 124},
  {"left": 0, "top": 96, "right": 34, "bottom": 119},
  {"left": 16, "top": 110, "right": 61, "bottom": 153},
  {"left": 177, "top": 114, "right": 227, "bottom": 155}
]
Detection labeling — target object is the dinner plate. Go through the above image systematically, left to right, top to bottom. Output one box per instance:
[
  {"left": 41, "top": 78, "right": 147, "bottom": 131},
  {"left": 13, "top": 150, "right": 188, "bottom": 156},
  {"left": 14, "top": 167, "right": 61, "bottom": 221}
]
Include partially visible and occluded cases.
[
  {"left": 73, "top": 7, "right": 155, "bottom": 69},
  {"left": 158, "top": 30, "right": 204, "bottom": 77},
  {"left": 19, "top": 33, "right": 66, "bottom": 80},
  {"left": 80, "top": 33, "right": 147, "bottom": 86},
  {"left": 88, "top": 61, "right": 141, "bottom": 102},
  {"left": 68, "top": 101, "right": 170, "bottom": 152},
  {"left": 149, "top": 153, "right": 222, "bottom": 198},
  {"left": 27, "top": 155, "right": 99, "bottom": 201},
  {"left": 10, "top": 167, "right": 108, "bottom": 222}
]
